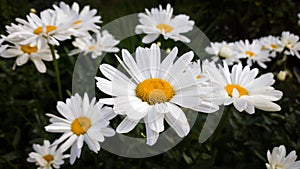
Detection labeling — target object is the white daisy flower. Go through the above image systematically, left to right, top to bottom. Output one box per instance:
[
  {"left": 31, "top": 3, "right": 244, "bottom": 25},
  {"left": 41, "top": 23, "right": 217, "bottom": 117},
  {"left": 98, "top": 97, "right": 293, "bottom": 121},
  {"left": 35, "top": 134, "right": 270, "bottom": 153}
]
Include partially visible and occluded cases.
[
  {"left": 53, "top": 1, "right": 102, "bottom": 37},
  {"left": 135, "top": 4, "right": 194, "bottom": 44},
  {"left": 6, "top": 9, "right": 76, "bottom": 46},
  {"left": 70, "top": 30, "right": 119, "bottom": 59},
  {"left": 281, "top": 31, "right": 300, "bottom": 59},
  {"left": 260, "top": 35, "right": 284, "bottom": 55},
  {"left": 234, "top": 39, "right": 271, "bottom": 68},
  {"left": 0, "top": 41, "right": 57, "bottom": 73},
  {"left": 205, "top": 41, "right": 240, "bottom": 65},
  {"left": 96, "top": 43, "right": 219, "bottom": 146},
  {"left": 205, "top": 61, "right": 282, "bottom": 114},
  {"left": 44, "top": 93, "right": 116, "bottom": 164},
  {"left": 27, "top": 140, "right": 70, "bottom": 169},
  {"left": 266, "top": 145, "right": 300, "bottom": 169}
]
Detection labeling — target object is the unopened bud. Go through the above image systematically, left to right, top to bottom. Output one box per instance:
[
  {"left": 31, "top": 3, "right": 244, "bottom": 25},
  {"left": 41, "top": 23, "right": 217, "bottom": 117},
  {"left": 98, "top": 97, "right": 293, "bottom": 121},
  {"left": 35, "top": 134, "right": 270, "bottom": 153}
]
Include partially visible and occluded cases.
[{"left": 277, "top": 70, "right": 288, "bottom": 81}]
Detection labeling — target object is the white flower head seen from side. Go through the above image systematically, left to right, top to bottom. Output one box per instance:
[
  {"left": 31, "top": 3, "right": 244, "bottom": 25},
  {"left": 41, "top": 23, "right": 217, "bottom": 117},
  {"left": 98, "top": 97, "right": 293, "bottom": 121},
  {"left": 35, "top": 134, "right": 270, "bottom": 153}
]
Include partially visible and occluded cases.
[
  {"left": 135, "top": 4, "right": 194, "bottom": 44},
  {"left": 70, "top": 30, "right": 120, "bottom": 59},
  {"left": 205, "top": 61, "right": 283, "bottom": 114},
  {"left": 266, "top": 145, "right": 300, "bottom": 169}
]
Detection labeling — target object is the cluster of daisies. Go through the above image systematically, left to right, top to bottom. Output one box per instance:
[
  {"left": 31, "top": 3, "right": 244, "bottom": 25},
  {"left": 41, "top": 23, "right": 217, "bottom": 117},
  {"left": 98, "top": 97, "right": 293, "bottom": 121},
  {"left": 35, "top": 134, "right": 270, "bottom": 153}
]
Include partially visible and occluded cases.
[
  {"left": 0, "top": 1, "right": 119, "bottom": 73},
  {"left": 0, "top": 2, "right": 299, "bottom": 169},
  {"left": 205, "top": 32, "right": 300, "bottom": 69}
]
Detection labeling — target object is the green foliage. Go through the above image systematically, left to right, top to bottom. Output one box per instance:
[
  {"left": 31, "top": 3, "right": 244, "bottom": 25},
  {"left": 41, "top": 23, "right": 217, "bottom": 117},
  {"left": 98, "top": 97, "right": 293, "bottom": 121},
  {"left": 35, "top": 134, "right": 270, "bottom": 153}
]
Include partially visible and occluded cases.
[{"left": 1, "top": 0, "right": 300, "bottom": 169}]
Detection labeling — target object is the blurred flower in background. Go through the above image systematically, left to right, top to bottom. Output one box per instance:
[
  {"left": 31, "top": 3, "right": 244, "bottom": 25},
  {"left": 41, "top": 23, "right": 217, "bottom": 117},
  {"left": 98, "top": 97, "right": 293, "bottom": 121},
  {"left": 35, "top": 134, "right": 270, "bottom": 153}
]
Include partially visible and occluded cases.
[
  {"left": 135, "top": 4, "right": 194, "bottom": 43},
  {"left": 70, "top": 30, "right": 119, "bottom": 59},
  {"left": 0, "top": 40, "right": 58, "bottom": 73},
  {"left": 27, "top": 140, "right": 70, "bottom": 169},
  {"left": 266, "top": 145, "right": 300, "bottom": 169}
]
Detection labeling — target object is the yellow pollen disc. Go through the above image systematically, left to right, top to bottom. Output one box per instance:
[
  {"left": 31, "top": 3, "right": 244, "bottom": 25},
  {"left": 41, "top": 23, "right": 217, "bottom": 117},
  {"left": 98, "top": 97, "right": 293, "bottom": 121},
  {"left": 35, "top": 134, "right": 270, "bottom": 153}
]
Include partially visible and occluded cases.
[
  {"left": 73, "top": 20, "right": 82, "bottom": 25},
  {"left": 156, "top": 24, "right": 173, "bottom": 33},
  {"left": 34, "top": 25, "right": 57, "bottom": 35},
  {"left": 287, "top": 42, "right": 294, "bottom": 49},
  {"left": 21, "top": 44, "right": 38, "bottom": 54},
  {"left": 270, "top": 44, "right": 278, "bottom": 49},
  {"left": 89, "top": 45, "right": 95, "bottom": 50},
  {"left": 245, "top": 51, "right": 255, "bottom": 57},
  {"left": 196, "top": 75, "right": 201, "bottom": 79},
  {"left": 136, "top": 78, "right": 175, "bottom": 105},
  {"left": 225, "top": 84, "right": 248, "bottom": 97},
  {"left": 71, "top": 117, "right": 91, "bottom": 135},
  {"left": 43, "top": 154, "right": 54, "bottom": 163},
  {"left": 275, "top": 164, "right": 283, "bottom": 169}
]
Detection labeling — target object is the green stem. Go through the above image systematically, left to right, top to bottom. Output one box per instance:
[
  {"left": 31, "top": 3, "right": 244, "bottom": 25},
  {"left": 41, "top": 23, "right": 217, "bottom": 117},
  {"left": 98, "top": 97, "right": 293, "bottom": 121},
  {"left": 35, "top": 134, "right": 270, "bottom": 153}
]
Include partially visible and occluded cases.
[
  {"left": 49, "top": 44, "right": 62, "bottom": 100},
  {"left": 0, "top": 156, "right": 17, "bottom": 169}
]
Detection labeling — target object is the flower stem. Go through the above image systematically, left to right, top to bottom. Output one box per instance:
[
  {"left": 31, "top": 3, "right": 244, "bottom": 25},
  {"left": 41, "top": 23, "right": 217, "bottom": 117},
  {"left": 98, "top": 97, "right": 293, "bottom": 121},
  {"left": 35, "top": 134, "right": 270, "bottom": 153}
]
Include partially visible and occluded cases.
[{"left": 49, "top": 44, "right": 62, "bottom": 100}]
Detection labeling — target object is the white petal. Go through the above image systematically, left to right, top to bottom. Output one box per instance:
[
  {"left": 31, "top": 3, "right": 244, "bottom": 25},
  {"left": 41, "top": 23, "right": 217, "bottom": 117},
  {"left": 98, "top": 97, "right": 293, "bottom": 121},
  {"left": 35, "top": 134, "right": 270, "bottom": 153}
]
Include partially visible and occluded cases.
[
  {"left": 142, "top": 34, "right": 159, "bottom": 44},
  {"left": 16, "top": 54, "right": 29, "bottom": 66},
  {"left": 32, "top": 59, "right": 46, "bottom": 73},
  {"left": 113, "top": 96, "right": 149, "bottom": 120},
  {"left": 233, "top": 98, "right": 247, "bottom": 112},
  {"left": 165, "top": 103, "right": 190, "bottom": 137},
  {"left": 146, "top": 107, "right": 164, "bottom": 133},
  {"left": 116, "top": 117, "right": 139, "bottom": 133},
  {"left": 145, "top": 122, "right": 159, "bottom": 146},
  {"left": 60, "top": 134, "right": 77, "bottom": 152},
  {"left": 77, "top": 135, "right": 84, "bottom": 149}
]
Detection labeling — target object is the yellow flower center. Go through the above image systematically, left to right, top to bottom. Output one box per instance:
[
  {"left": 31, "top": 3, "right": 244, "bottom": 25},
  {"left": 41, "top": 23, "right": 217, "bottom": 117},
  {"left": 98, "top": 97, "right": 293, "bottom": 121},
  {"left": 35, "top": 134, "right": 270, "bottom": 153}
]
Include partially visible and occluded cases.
[
  {"left": 73, "top": 20, "right": 82, "bottom": 26},
  {"left": 156, "top": 24, "right": 173, "bottom": 33},
  {"left": 34, "top": 25, "right": 57, "bottom": 35},
  {"left": 287, "top": 41, "right": 294, "bottom": 49},
  {"left": 21, "top": 44, "right": 38, "bottom": 54},
  {"left": 270, "top": 44, "right": 278, "bottom": 49},
  {"left": 89, "top": 45, "right": 95, "bottom": 50},
  {"left": 245, "top": 51, "right": 255, "bottom": 57},
  {"left": 196, "top": 75, "right": 201, "bottom": 79},
  {"left": 136, "top": 78, "right": 175, "bottom": 105},
  {"left": 225, "top": 84, "right": 248, "bottom": 97},
  {"left": 71, "top": 117, "right": 91, "bottom": 135},
  {"left": 43, "top": 154, "right": 54, "bottom": 164},
  {"left": 274, "top": 164, "right": 283, "bottom": 169}
]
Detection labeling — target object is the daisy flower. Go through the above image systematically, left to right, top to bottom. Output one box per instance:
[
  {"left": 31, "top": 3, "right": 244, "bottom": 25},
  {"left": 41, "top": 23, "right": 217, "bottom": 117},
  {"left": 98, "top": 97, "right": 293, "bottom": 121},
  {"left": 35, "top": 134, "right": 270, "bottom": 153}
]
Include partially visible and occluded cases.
[
  {"left": 53, "top": 1, "right": 102, "bottom": 37},
  {"left": 135, "top": 4, "right": 194, "bottom": 44},
  {"left": 6, "top": 9, "right": 76, "bottom": 46},
  {"left": 70, "top": 30, "right": 119, "bottom": 59},
  {"left": 281, "top": 31, "right": 300, "bottom": 59},
  {"left": 260, "top": 35, "right": 284, "bottom": 55},
  {"left": 234, "top": 39, "right": 271, "bottom": 69},
  {"left": 0, "top": 41, "right": 57, "bottom": 73},
  {"left": 205, "top": 41, "right": 240, "bottom": 65},
  {"left": 96, "top": 43, "right": 219, "bottom": 145},
  {"left": 205, "top": 61, "right": 282, "bottom": 114},
  {"left": 44, "top": 93, "right": 115, "bottom": 164},
  {"left": 27, "top": 140, "right": 70, "bottom": 169},
  {"left": 266, "top": 145, "right": 300, "bottom": 169}
]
